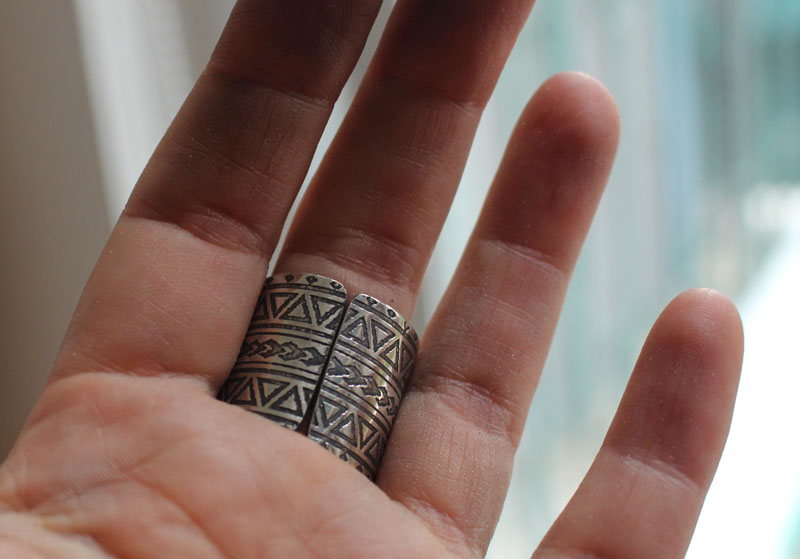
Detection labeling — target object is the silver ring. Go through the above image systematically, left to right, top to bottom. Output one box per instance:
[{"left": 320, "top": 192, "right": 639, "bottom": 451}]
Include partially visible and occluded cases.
[{"left": 218, "top": 273, "right": 418, "bottom": 480}]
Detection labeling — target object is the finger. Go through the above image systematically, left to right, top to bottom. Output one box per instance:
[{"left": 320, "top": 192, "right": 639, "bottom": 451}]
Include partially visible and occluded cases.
[
  {"left": 276, "top": 0, "right": 536, "bottom": 316},
  {"left": 51, "top": 1, "right": 382, "bottom": 386},
  {"left": 378, "top": 72, "right": 620, "bottom": 557},
  {"left": 534, "top": 290, "right": 744, "bottom": 559}
]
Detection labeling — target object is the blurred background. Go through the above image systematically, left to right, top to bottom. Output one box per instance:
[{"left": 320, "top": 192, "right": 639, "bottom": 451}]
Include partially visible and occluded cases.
[{"left": 1, "top": 0, "right": 798, "bottom": 556}]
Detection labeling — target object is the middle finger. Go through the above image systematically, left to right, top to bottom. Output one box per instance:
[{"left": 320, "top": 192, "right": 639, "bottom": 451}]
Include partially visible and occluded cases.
[{"left": 275, "top": 0, "right": 537, "bottom": 315}]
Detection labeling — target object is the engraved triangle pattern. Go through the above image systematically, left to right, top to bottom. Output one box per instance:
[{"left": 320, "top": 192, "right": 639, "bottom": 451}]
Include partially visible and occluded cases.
[
  {"left": 218, "top": 274, "right": 347, "bottom": 430},
  {"left": 219, "top": 275, "right": 418, "bottom": 480},
  {"left": 309, "top": 294, "right": 418, "bottom": 480}
]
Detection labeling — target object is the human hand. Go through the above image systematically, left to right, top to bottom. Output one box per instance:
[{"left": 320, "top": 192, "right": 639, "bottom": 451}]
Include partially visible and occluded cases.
[{"left": 0, "top": 1, "right": 744, "bottom": 557}]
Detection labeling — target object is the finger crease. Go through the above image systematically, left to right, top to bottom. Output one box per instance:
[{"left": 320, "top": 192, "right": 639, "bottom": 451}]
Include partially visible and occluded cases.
[
  {"left": 205, "top": 64, "right": 334, "bottom": 113},
  {"left": 372, "top": 71, "right": 485, "bottom": 119},
  {"left": 124, "top": 205, "right": 270, "bottom": 260},
  {"left": 284, "top": 223, "right": 423, "bottom": 294},
  {"left": 477, "top": 236, "right": 569, "bottom": 285},
  {"left": 405, "top": 363, "right": 518, "bottom": 446},
  {"left": 605, "top": 443, "right": 703, "bottom": 496},
  {"left": 398, "top": 495, "right": 479, "bottom": 559},
  {"left": 535, "top": 543, "right": 613, "bottom": 559}
]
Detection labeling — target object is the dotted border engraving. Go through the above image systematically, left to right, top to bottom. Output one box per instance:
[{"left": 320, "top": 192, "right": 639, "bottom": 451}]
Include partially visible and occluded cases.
[{"left": 219, "top": 276, "right": 419, "bottom": 479}]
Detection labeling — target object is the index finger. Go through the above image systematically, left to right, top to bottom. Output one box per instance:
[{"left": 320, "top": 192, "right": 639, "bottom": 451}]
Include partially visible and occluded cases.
[{"left": 50, "top": 1, "right": 382, "bottom": 388}]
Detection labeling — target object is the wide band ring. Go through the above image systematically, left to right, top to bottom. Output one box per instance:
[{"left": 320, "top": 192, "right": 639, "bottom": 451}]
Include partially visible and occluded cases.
[{"left": 218, "top": 273, "right": 418, "bottom": 480}]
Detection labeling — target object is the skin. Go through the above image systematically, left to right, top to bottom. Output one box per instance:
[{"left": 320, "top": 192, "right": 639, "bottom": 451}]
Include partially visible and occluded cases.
[{"left": 0, "top": 1, "right": 744, "bottom": 557}]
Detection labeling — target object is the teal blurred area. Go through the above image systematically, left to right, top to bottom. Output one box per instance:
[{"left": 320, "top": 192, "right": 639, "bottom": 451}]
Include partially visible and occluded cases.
[{"left": 475, "top": 1, "right": 800, "bottom": 556}]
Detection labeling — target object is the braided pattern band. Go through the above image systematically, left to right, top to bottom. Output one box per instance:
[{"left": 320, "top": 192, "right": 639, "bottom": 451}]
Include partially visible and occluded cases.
[{"left": 218, "top": 273, "right": 418, "bottom": 479}]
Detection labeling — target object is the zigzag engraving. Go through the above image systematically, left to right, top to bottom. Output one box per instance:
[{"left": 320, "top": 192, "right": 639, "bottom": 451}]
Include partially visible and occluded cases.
[
  {"left": 223, "top": 277, "right": 418, "bottom": 479},
  {"left": 237, "top": 338, "right": 327, "bottom": 367},
  {"left": 326, "top": 356, "right": 398, "bottom": 417}
]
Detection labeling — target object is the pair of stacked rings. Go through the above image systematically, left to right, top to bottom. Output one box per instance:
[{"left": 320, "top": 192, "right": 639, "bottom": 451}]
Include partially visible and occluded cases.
[{"left": 218, "top": 273, "right": 418, "bottom": 480}]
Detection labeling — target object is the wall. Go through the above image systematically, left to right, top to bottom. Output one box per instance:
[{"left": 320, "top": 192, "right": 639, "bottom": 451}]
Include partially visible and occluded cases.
[{"left": 0, "top": 1, "right": 109, "bottom": 458}]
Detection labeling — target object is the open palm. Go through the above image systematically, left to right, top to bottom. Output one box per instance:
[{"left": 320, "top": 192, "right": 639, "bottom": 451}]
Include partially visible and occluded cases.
[{"left": 0, "top": 1, "right": 743, "bottom": 557}]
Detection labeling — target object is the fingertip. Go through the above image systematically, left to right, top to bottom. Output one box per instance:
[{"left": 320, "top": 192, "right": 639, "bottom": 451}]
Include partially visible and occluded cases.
[
  {"left": 499, "top": 71, "right": 620, "bottom": 222},
  {"left": 523, "top": 71, "right": 620, "bottom": 157},
  {"left": 540, "top": 71, "right": 620, "bottom": 119},
  {"left": 477, "top": 73, "right": 622, "bottom": 279},
  {"left": 655, "top": 288, "right": 744, "bottom": 378},
  {"left": 670, "top": 288, "right": 743, "bottom": 336},
  {"left": 537, "top": 289, "right": 745, "bottom": 559}
]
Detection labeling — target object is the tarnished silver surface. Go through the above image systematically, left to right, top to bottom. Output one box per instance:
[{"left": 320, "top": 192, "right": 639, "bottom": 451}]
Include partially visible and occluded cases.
[
  {"left": 218, "top": 273, "right": 347, "bottom": 430},
  {"left": 219, "top": 274, "right": 418, "bottom": 479},
  {"left": 309, "top": 294, "right": 418, "bottom": 480}
]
